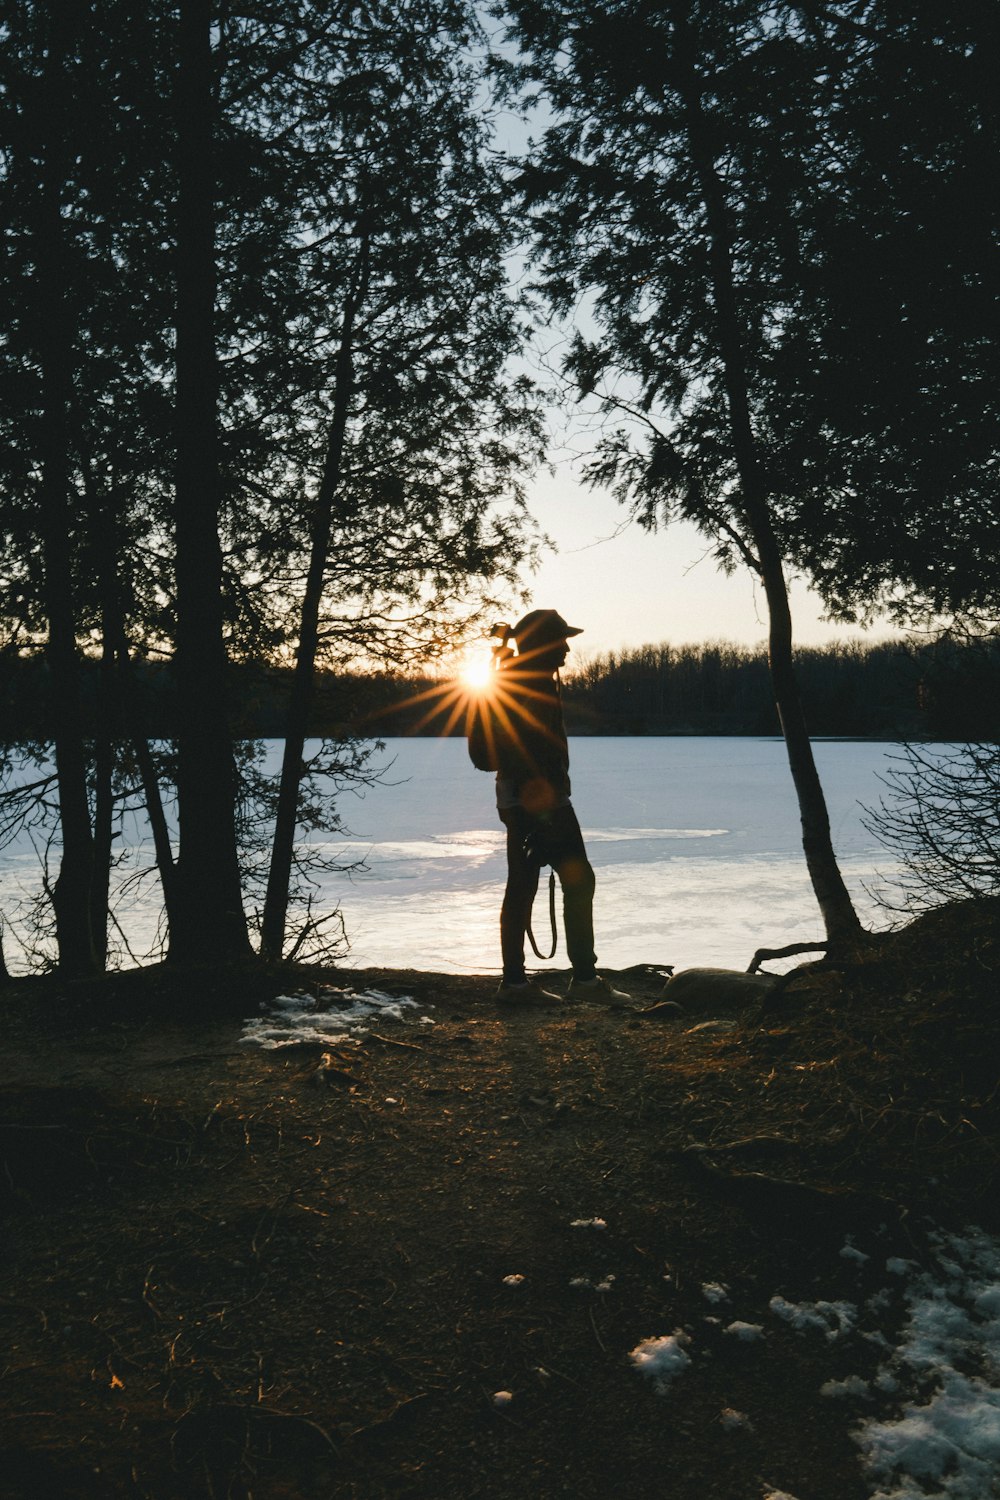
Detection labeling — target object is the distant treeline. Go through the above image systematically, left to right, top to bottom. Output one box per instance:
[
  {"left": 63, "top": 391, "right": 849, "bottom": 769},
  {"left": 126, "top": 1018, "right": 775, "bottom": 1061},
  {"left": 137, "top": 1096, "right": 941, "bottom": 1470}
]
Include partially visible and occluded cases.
[
  {"left": 3, "top": 637, "right": 1000, "bottom": 744},
  {"left": 407, "top": 638, "right": 1000, "bottom": 741},
  {"left": 561, "top": 639, "right": 1000, "bottom": 739},
  {"left": 0, "top": 658, "right": 395, "bottom": 743}
]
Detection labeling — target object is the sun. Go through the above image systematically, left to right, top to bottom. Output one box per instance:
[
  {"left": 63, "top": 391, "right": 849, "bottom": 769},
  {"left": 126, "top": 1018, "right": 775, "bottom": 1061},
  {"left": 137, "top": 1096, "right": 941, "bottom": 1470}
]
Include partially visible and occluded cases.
[{"left": 460, "top": 651, "right": 493, "bottom": 691}]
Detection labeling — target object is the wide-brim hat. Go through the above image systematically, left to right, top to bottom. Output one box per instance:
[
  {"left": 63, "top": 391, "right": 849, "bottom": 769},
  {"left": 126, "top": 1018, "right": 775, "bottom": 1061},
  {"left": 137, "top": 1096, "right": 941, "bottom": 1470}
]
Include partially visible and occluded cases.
[{"left": 511, "top": 609, "right": 583, "bottom": 649}]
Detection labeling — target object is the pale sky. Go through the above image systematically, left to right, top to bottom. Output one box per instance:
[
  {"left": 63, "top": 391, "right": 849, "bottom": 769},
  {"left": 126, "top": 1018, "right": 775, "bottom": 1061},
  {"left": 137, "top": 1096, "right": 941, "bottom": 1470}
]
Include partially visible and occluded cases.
[
  {"left": 488, "top": 71, "right": 899, "bottom": 661},
  {"left": 518, "top": 463, "right": 896, "bottom": 661}
]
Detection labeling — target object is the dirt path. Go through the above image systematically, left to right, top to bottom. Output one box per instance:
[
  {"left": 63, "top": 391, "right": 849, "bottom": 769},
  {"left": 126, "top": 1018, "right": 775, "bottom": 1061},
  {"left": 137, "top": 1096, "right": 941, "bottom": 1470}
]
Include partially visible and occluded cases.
[{"left": 1, "top": 940, "right": 997, "bottom": 1499}]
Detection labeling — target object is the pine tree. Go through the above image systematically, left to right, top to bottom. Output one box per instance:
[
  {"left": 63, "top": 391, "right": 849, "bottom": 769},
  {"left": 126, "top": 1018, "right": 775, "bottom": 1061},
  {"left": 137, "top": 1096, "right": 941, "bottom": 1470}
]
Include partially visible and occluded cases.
[
  {"left": 0, "top": 0, "right": 174, "bottom": 972},
  {"left": 500, "top": 0, "right": 865, "bottom": 944},
  {"left": 1, "top": 1, "right": 542, "bottom": 972},
  {"left": 758, "top": 2, "right": 1000, "bottom": 627},
  {"left": 248, "top": 3, "right": 543, "bottom": 957}
]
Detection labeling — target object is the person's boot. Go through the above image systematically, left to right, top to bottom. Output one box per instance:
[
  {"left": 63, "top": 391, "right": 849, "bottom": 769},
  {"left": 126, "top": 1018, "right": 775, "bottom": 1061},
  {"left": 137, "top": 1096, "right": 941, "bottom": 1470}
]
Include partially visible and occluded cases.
[
  {"left": 567, "top": 974, "right": 631, "bottom": 1001},
  {"left": 496, "top": 976, "right": 563, "bottom": 1003}
]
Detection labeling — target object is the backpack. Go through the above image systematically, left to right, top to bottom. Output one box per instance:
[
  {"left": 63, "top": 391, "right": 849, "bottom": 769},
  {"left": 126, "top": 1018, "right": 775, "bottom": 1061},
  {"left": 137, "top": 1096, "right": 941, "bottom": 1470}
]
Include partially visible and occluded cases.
[
  {"left": 466, "top": 626, "right": 515, "bottom": 771},
  {"left": 467, "top": 680, "right": 511, "bottom": 770},
  {"left": 467, "top": 703, "right": 499, "bottom": 771}
]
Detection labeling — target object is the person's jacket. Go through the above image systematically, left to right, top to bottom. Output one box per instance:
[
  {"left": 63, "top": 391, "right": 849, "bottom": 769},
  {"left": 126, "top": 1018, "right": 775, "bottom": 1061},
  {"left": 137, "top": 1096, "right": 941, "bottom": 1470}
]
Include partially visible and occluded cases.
[{"left": 495, "top": 662, "right": 570, "bottom": 793}]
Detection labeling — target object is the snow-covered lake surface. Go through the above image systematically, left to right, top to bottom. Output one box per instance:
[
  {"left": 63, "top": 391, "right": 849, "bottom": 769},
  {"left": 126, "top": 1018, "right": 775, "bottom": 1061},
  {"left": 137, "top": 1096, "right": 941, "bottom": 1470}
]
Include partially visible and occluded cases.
[
  {"left": 313, "top": 735, "right": 903, "bottom": 975},
  {"left": 0, "top": 736, "right": 908, "bottom": 975}
]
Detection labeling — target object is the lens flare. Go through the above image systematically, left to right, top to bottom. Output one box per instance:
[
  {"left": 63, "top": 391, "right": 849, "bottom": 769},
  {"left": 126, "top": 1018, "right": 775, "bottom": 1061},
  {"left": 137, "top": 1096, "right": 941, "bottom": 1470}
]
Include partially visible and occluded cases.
[
  {"left": 362, "top": 644, "right": 558, "bottom": 750},
  {"left": 461, "top": 652, "right": 493, "bottom": 690}
]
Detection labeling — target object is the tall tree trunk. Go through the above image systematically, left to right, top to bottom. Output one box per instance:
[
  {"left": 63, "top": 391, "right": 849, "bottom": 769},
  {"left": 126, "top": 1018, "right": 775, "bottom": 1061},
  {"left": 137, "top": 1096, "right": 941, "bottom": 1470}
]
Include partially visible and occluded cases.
[
  {"left": 170, "top": 0, "right": 250, "bottom": 964},
  {"left": 37, "top": 4, "right": 98, "bottom": 977},
  {"left": 672, "top": 8, "right": 864, "bottom": 947},
  {"left": 259, "top": 241, "right": 369, "bottom": 962}
]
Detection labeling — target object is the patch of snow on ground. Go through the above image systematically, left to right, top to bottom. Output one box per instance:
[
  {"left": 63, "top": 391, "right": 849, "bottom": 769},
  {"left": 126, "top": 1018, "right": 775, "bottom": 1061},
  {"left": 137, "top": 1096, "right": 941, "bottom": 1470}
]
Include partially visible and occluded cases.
[
  {"left": 242, "top": 986, "right": 423, "bottom": 1049},
  {"left": 853, "top": 1226, "right": 1000, "bottom": 1500},
  {"left": 702, "top": 1281, "right": 730, "bottom": 1304},
  {"left": 769, "top": 1295, "right": 858, "bottom": 1341},
  {"left": 724, "top": 1320, "right": 765, "bottom": 1342},
  {"left": 629, "top": 1332, "right": 692, "bottom": 1395},
  {"left": 821, "top": 1374, "right": 872, "bottom": 1400}
]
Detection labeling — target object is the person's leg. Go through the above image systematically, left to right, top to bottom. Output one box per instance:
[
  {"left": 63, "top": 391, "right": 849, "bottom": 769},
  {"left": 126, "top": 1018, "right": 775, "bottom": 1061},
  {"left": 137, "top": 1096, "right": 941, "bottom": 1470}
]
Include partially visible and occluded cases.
[
  {"left": 544, "top": 804, "right": 597, "bottom": 981},
  {"left": 499, "top": 806, "right": 539, "bottom": 983}
]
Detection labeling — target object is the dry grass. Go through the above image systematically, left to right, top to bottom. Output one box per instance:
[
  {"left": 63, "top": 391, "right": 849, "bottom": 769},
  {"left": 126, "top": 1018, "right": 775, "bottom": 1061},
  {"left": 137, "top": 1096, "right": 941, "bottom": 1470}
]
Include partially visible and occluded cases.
[{"left": 1, "top": 899, "right": 998, "bottom": 1498}]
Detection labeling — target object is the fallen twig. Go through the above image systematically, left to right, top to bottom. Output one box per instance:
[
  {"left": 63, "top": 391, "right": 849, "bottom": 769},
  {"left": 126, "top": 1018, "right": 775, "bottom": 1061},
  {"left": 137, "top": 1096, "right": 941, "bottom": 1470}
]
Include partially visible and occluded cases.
[
  {"left": 362, "top": 1032, "right": 424, "bottom": 1052},
  {"left": 588, "top": 1305, "right": 607, "bottom": 1352},
  {"left": 348, "top": 1391, "right": 430, "bottom": 1441}
]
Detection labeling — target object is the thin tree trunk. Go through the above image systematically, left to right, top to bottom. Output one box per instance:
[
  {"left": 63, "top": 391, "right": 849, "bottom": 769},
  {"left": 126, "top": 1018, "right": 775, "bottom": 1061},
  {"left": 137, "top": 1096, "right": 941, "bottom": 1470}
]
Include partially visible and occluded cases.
[
  {"left": 171, "top": 0, "right": 250, "bottom": 964},
  {"left": 37, "top": 4, "right": 98, "bottom": 977},
  {"left": 672, "top": 7, "right": 864, "bottom": 947},
  {"left": 259, "top": 240, "right": 369, "bottom": 962},
  {"left": 77, "top": 447, "right": 181, "bottom": 941},
  {"left": 75, "top": 452, "right": 118, "bottom": 970},
  {"left": 111, "top": 623, "right": 180, "bottom": 937},
  {"left": 91, "top": 636, "right": 115, "bottom": 969},
  {"left": 128, "top": 717, "right": 180, "bottom": 936}
]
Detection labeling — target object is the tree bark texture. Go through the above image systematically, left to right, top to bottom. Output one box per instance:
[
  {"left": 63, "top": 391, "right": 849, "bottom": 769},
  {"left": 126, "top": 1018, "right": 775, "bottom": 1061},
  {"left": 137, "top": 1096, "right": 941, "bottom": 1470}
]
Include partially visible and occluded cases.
[{"left": 171, "top": 0, "right": 250, "bottom": 963}]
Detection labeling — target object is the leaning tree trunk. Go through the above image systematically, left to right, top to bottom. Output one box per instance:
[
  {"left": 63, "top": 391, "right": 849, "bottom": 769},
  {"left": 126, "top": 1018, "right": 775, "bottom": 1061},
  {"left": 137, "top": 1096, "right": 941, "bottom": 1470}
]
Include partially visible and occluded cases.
[
  {"left": 170, "top": 0, "right": 250, "bottom": 964},
  {"left": 37, "top": 4, "right": 98, "bottom": 977},
  {"left": 673, "top": 7, "right": 864, "bottom": 948},
  {"left": 259, "top": 239, "right": 369, "bottom": 962},
  {"left": 123, "top": 687, "right": 181, "bottom": 940}
]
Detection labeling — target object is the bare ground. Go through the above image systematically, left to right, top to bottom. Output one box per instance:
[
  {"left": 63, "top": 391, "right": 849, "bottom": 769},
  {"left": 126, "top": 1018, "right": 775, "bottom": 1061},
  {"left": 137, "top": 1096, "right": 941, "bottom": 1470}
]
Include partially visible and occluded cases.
[{"left": 1, "top": 898, "right": 998, "bottom": 1499}]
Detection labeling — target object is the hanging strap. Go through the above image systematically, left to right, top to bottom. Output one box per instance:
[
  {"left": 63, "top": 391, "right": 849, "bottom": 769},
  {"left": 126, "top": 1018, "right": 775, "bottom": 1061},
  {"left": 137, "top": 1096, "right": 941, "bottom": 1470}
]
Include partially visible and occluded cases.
[{"left": 526, "top": 869, "right": 557, "bottom": 960}]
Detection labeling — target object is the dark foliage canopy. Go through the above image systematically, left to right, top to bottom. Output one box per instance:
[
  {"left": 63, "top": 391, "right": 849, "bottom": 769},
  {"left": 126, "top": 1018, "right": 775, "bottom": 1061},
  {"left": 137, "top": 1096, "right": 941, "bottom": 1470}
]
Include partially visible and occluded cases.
[
  {"left": 0, "top": 0, "right": 544, "bottom": 972},
  {"left": 497, "top": 0, "right": 1000, "bottom": 626}
]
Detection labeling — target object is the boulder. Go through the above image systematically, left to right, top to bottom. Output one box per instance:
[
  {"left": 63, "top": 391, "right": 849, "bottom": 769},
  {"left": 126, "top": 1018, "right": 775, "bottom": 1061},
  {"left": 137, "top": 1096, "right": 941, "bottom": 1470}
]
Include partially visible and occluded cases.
[{"left": 658, "top": 966, "right": 779, "bottom": 1013}]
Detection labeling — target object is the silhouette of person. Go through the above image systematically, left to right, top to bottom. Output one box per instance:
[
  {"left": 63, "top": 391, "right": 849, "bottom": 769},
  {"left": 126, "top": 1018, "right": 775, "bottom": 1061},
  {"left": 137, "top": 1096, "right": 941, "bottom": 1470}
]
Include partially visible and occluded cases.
[{"left": 488, "top": 609, "right": 629, "bottom": 1003}]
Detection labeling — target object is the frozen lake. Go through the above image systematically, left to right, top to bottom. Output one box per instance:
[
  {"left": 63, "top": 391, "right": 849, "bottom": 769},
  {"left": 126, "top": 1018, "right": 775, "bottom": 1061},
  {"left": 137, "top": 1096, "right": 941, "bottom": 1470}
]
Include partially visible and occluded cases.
[
  {"left": 301, "top": 735, "right": 901, "bottom": 975},
  {"left": 0, "top": 737, "right": 905, "bottom": 976}
]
